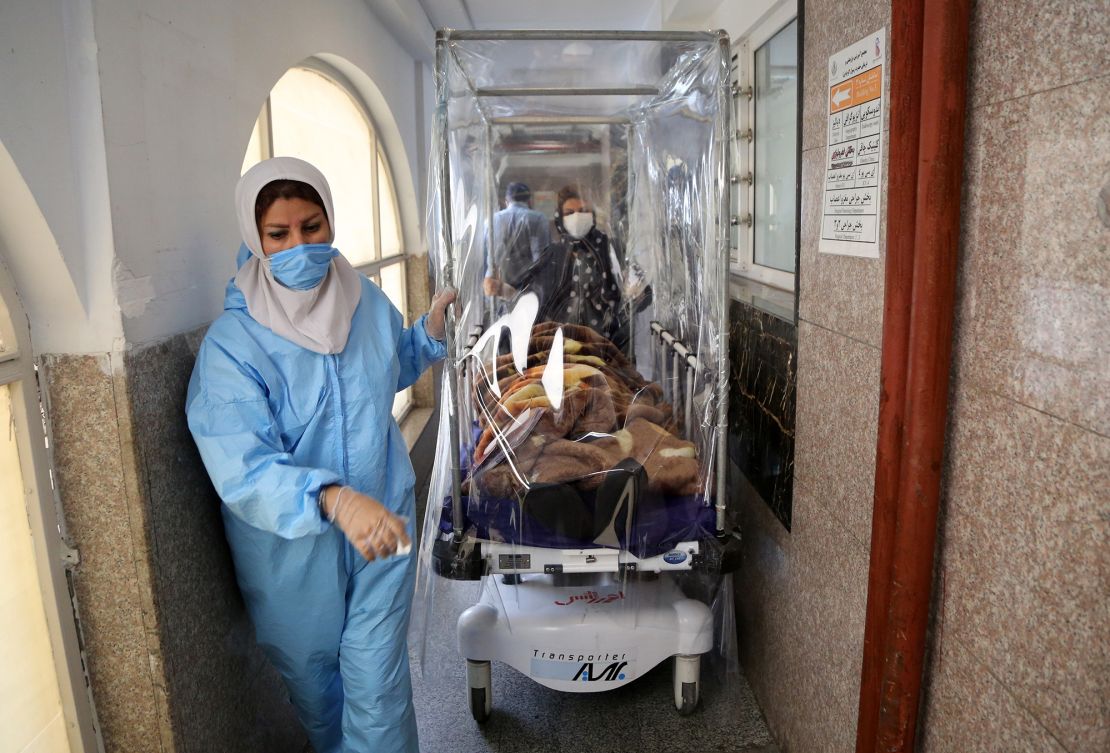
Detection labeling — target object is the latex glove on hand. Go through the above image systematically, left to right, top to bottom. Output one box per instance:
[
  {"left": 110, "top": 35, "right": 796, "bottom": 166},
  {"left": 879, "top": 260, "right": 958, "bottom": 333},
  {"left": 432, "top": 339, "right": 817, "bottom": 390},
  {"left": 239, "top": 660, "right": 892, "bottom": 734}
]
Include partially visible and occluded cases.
[
  {"left": 425, "top": 288, "right": 457, "bottom": 342},
  {"left": 321, "top": 485, "right": 411, "bottom": 561}
]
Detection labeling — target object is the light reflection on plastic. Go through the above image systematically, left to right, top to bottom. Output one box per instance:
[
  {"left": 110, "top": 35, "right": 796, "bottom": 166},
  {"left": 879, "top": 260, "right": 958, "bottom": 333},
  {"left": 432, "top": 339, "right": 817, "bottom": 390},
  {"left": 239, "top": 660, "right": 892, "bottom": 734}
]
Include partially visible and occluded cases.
[
  {"left": 469, "top": 292, "right": 539, "bottom": 397},
  {"left": 541, "top": 327, "right": 564, "bottom": 410}
]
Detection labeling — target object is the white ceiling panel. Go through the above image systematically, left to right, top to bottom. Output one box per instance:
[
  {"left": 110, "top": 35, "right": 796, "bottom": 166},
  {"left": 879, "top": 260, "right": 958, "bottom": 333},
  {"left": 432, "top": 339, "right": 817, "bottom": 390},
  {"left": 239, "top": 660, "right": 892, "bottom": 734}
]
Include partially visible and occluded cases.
[{"left": 425, "top": 0, "right": 664, "bottom": 31}]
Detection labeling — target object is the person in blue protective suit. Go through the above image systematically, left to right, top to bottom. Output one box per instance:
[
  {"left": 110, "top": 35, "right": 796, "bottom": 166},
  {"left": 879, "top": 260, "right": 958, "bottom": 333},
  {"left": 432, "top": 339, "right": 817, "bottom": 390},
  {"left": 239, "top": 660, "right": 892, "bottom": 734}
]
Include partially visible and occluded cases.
[{"left": 186, "top": 156, "right": 454, "bottom": 753}]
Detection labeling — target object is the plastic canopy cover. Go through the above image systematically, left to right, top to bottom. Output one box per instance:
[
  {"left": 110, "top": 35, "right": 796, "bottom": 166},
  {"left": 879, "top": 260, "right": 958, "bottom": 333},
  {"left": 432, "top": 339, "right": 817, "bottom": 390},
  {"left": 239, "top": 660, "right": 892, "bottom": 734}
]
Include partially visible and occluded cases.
[{"left": 413, "top": 30, "right": 739, "bottom": 687}]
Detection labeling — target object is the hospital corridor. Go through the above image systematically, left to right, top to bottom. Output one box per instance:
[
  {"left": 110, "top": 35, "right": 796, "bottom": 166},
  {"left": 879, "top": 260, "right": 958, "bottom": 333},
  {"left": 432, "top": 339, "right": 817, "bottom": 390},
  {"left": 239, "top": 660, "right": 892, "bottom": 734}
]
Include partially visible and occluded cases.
[{"left": 0, "top": 1, "right": 1105, "bottom": 752}]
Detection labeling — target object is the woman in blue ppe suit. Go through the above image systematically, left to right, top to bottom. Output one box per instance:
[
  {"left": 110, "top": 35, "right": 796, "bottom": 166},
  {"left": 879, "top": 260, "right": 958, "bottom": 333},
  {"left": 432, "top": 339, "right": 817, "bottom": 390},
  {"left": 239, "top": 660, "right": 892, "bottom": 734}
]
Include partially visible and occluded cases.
[{"left": 186, "top": 157, "right": 453, "bottom": 753}]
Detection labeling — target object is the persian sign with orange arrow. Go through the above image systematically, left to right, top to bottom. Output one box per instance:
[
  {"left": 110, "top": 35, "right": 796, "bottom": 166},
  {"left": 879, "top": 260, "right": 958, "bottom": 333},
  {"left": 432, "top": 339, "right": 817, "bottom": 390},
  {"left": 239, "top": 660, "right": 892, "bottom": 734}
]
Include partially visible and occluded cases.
[{"left": 820, "top": 29, "right": 886, "bottom": 258}]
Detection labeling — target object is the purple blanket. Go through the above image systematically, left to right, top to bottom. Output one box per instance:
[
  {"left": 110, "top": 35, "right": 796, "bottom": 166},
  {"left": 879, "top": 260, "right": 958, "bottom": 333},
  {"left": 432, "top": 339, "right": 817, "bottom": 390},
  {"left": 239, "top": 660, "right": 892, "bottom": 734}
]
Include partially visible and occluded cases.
[{"left": 437, "top": 491, "right": 716, "bottom": 559}]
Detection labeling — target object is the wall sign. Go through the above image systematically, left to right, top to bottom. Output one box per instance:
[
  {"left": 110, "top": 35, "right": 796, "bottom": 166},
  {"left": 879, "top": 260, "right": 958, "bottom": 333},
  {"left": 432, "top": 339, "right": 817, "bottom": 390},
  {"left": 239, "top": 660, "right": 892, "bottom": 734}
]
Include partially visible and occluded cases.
[{"left": 819, "top": 28, "right": 886, "bottom": 258}]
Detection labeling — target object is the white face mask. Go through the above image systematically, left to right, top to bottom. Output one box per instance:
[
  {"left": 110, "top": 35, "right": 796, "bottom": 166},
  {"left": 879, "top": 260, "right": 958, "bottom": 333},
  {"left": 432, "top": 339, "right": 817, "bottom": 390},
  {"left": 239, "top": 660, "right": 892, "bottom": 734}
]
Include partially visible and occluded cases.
[{"left": 563, "top": 211, "right": 594, "bottom": 240}]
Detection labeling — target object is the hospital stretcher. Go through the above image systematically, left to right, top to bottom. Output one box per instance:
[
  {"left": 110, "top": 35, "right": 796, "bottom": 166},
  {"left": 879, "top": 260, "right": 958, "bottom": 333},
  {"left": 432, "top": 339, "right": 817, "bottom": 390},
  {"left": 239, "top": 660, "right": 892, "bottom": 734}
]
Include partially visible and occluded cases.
[
  {"left": 423, "top": 27, "right": 734, "bottom": 724},
  {"left": 431, "top": 319, "right": 725, "bottom": 719}
]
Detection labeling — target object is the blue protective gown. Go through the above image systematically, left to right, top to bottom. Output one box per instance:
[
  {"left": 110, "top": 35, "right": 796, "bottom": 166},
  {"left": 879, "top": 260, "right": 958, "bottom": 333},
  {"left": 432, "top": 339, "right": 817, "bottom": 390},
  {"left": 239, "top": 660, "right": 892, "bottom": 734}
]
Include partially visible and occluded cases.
[{"left": 186, "top": 267, "right": 444, "bottom": 753}]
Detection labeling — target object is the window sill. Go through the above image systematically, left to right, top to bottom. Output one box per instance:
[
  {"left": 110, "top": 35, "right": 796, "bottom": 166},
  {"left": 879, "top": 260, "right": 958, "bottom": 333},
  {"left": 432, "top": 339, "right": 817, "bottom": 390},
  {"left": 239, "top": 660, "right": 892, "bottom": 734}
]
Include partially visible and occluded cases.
[
  {"left": 729, "top": 273, "right": 796, "bottom": 324},
  {"left": 399, "top": 406, "right": 435, "bottom": 453}
]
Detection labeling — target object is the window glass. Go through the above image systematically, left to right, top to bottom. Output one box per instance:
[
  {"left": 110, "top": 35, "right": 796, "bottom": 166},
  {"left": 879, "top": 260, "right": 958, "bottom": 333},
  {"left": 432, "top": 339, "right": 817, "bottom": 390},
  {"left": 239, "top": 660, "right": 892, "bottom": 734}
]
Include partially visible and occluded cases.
[
  {"left": 753, "top": 19, "right": 799, "bottom": 273},
  {"left": 241, "top": 63, "right": 416, "bottom": 421},
  {"left": 268, "top": 68, "right": 377, "bottom": 265},
  {"left": 241, "top": 116, "right": 265, "bottom": 178},
  {"left": 377, "top": 148, "right": 403, "bottom": 258},
  {"left": 380, "top": 260, "right": 407, "bottom": 322}
]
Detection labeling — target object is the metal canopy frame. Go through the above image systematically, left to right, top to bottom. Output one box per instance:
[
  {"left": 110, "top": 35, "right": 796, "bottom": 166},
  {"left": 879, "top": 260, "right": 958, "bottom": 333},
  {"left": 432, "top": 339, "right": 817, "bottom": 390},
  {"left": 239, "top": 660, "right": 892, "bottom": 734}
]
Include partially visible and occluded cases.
[
  {"left": 435, "top": 28, "right": 732, "bottom": 535},
  {"left": 439, "top": 29, "right": 723, "bottom": 42},
  {"left": 476, "top": 86, "right": 660, "bottom": 97},
  {"left": 490, "top": 116, "right": 632, "bottom": 125}
]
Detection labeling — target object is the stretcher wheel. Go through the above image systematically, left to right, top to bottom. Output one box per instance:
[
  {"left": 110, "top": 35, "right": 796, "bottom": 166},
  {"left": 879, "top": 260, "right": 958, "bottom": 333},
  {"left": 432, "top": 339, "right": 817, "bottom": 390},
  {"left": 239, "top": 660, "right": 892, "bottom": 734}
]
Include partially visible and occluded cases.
[
  {"left": 673, "top": 654, "right": 700, "bottom": 715},
  {"left": 466, "top": 659, "right": 492, "bottom": 723},
  {"left": 469, "top": 687, "right": 490, "bottom": 723}
]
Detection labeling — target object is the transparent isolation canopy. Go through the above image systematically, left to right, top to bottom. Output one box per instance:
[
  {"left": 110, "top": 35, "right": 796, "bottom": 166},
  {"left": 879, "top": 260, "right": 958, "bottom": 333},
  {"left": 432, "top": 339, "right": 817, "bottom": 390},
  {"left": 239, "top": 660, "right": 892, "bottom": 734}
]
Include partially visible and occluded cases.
[
  {"left": 415, "top": 28, "right": 739, "bottom": 696},
  {"left": 426, "top": 28, "right": 732, "bottom": 544}
]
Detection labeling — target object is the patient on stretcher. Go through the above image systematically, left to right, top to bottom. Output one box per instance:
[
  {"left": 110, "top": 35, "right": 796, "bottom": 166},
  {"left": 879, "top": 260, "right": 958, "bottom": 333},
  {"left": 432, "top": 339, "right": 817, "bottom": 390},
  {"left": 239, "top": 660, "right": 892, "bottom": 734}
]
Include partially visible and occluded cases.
[{"left": 469, "top": 321, "right": 702, "bottom": 499}]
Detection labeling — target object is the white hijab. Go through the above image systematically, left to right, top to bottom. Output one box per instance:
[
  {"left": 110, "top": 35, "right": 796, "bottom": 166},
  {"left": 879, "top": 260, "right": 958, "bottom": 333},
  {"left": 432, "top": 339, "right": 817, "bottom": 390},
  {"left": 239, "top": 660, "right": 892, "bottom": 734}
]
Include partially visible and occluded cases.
[{"left": 234, "top": 157, "right": 362, "bottom": 354}]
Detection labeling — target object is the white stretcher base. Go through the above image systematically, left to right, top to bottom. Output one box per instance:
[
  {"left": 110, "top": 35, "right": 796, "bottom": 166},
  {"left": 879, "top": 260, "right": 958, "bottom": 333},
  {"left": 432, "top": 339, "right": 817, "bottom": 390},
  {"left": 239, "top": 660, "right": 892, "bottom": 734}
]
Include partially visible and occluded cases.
[{"left": 457, "top": 572, "right": 712, "bottom": 693}]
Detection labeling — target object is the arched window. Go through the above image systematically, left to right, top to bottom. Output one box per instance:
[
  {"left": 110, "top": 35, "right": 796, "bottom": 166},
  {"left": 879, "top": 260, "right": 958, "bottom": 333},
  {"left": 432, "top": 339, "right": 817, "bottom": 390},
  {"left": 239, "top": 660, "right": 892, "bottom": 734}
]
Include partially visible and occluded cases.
[{"left": 243, "top": 62, "right": 412, "bottom": 419}]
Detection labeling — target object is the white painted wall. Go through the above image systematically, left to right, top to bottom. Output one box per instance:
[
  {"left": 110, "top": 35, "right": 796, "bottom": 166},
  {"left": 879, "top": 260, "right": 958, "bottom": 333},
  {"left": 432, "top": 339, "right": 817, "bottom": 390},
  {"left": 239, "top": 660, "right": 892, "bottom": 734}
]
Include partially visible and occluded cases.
[
  {"left": 0, "top": 0, "right": 435, "bottom": 351},
  {"left": 0, "top": 0, "right": 123, "bottom": 354},
  {"left": 0, "top": 0, "right": 782, "bottom": 352},
  {"left": 92, "top": 0, "right": 434, "bottom": 346}
]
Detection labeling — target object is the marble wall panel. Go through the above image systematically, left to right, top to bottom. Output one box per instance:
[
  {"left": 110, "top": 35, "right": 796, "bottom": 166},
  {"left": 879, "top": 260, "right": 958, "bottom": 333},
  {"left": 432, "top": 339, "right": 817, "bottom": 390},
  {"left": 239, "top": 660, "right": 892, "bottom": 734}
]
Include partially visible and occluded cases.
[
  {"left": 801, "top": 0, "right": 891, "bottom": 153},
  {"left": 968, "top": 0, "right": 1109, "bottom": 110},
  {"left": 738, "top": 2, "right": 1109, "bottom": 752},
  {"left": 733, "top": 3, "right": 891, "bottom": 749},
  {"left": 954, "top": 74, "right": 1110, "bottom": 436},
  {"left": 797, "top": 145, "right": 888, "bottom": 349},
  {"left": 728, "top": 298, "right": 797, "bottom": 529},
  {"left": 793, "top": 321, "right": 880, "bottom": 547},
  {"left": 124, "top": 330, "right": 306, "bottom": 753},
  {"left": 42, "top": 354, "right": 169, "bottom": 752},
  {"left": 931, "top": 387, "right": 1109, "bottom": 751},
  {"left": 736, "top": 474, "right": 870, "bottom": 753},
  {"left": 919, "top": 630, "right": 1071, "bottom": 753}
]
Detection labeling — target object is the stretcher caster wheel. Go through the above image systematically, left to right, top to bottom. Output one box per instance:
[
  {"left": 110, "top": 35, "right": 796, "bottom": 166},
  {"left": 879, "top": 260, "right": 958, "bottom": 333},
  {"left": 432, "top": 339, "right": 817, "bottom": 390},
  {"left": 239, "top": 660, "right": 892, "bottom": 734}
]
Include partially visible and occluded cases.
[
  {"left": 673, "top": 654, "right": 700, "bottom": 715},
  {"left": 466, "top": 659, "right": 492, "bottom": 723}
]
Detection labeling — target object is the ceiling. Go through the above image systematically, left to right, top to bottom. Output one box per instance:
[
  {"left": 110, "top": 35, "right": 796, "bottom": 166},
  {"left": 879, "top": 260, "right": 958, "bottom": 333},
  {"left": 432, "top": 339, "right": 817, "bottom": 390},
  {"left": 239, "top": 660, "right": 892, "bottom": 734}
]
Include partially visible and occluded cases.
[
  {"left": 365, "top": 0, "right": 733, "bottom": 63},
  {"left": 418, "top": 0, "right": 665, "bottom": 32}
]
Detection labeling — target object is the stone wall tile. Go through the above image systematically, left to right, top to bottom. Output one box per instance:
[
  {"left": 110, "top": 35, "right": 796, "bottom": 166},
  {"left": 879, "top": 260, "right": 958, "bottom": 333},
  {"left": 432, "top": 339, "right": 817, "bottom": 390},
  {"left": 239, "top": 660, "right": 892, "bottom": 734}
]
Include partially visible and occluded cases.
[
  {"left": 801, "top": 0, "right": 891, "bottom": 152},
  {"left": 968, "top": 0, "right": 1109, "bottom": 110},
  {"left": 954, "top": 75, "right": 1110, "bottom": 435},
  {"left": 797, "top": 147, "right": 888, "bottom": 348},
  {"left": 793, "top": 321, "right": 880, "bottom": 546},
  {"left": 125, "top": 332, "right": 305, "bottom": 753},
  {"left": 43, "top": 354, "right": 165, "bottom": 752},
  {"left": 936, "top": 387, "right": 1110, "bottom": 751},
  {"left": 736, "top": 474, "right": 870, "bottom": 753},
  {"left": 920, "top": 630, "right": 1071, "bottom": 753}
]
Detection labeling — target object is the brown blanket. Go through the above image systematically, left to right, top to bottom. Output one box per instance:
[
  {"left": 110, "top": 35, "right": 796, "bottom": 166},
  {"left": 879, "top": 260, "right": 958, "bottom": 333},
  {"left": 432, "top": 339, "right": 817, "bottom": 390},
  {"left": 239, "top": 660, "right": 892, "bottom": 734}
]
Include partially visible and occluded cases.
[{"left": 469, "top": 322, "right": 701, "bottom": 499}]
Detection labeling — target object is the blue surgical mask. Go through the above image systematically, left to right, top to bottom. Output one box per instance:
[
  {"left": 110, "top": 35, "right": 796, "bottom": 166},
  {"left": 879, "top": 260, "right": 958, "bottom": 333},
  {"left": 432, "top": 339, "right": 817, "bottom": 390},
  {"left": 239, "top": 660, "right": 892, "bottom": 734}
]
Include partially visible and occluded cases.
[{"left": 266, "top": 243, "right": 338, "bottom": 290}]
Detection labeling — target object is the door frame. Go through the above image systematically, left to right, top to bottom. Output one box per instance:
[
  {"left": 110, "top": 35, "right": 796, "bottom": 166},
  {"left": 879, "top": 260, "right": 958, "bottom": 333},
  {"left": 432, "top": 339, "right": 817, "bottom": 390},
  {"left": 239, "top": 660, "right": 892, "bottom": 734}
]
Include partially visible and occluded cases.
[{"left": 0, "top": 256, "right": 101, "bottom": 752}]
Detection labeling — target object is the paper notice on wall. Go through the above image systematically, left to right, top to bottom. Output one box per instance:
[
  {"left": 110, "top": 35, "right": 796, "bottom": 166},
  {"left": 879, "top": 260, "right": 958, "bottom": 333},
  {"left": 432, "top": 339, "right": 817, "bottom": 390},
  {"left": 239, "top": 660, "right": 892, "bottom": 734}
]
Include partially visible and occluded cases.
[{"left": 819, "top": 29, "right": 885, "bottom": 258}]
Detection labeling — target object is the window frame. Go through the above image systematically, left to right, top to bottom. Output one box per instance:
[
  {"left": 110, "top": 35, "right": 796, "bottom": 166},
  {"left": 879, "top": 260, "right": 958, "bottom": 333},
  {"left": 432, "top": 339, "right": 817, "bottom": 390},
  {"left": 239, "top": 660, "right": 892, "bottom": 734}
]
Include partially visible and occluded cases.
[
  {"left": 731, "top": 0, "right": 800, "bottom": 293},
  {"left": 248, "top": 59, "right": 414, "bottom": 421}
]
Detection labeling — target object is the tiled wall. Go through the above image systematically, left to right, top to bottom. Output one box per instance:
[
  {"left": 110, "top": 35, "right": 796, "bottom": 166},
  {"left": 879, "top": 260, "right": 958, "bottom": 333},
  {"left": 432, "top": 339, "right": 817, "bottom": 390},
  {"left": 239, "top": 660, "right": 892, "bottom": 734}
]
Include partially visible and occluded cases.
[
  {"left": 733, "top": 0, "right": 1108, "bottom": 752},
  {"left": 733, "top": 0, "right": 889, "bottom": 749},
  {"left": 921, "top": 1, "right": 1109, "bottom": 750},
  {"left": 123, "top": 332, "right": 307, "bottom": 752},
  {"left": 44, "top": 337, "right": 306, "bottom": 753},
  {"left": 42, "top": 354, "right": 173, "bottom": 752}
]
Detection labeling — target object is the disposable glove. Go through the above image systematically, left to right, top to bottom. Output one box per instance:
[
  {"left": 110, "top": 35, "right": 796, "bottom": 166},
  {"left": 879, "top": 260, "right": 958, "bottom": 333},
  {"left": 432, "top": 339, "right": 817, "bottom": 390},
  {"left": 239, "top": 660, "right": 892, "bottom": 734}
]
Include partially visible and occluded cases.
[
  {"left": 425, "top": 288, "right": 458, "bottom": 340},
  {"left": 321, "top": 485, "right": 411, "bottom": 561}
]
